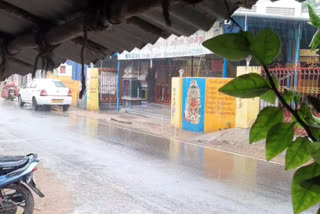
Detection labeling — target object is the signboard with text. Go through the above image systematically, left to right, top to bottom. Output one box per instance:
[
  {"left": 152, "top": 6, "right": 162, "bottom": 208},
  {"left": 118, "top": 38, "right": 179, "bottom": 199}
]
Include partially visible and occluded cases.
[
  {"left": 119, "top": 23, "right": 222, "bottom": 60},
  {"left": 87, "top": 68, "right": 99, "bottom": 111},
  {"left": 171, "top": 77, "right": 183, "bottom": 128},
  {"left": 204, "top": 78, "right": 236, "bottom": 133}
]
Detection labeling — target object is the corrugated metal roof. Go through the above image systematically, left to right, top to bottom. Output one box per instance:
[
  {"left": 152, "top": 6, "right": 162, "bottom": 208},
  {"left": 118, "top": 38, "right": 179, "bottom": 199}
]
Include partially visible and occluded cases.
[{"left": 0, "top": 0, "right": 257, "bottom": 78}]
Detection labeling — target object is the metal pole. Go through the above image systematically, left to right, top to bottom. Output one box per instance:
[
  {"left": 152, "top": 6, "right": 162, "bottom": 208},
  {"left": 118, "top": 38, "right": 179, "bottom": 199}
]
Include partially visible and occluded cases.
[
  {"left": 244, "top": 13, "right": 248, "bottom": 31},
  {"left": 294, "top": 24, "right": 301, "bottom": 91},
  {"left": 287, "top": 39, "right": 293, "bottom": 89},
  {"left": 288, "top": 40, "right": 292, "bottom": 63},
  {"left": 117, "top": 54, "right": 121, "bottom": 112},
  {"left": 223, "top": 59, "right": 228, "bottom": 78}
]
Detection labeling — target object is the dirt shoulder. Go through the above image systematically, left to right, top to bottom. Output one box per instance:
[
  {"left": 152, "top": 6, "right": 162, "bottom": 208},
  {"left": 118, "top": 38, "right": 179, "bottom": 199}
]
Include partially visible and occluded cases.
[
  {"left": 64, "top": 108, "right": 284, "bottom": 165},
  {"left": 189, "top": 128, "right": 284, "bottom": 164},
  {"left": 34, "top": 165, "right": 73, "bottom": 214}
]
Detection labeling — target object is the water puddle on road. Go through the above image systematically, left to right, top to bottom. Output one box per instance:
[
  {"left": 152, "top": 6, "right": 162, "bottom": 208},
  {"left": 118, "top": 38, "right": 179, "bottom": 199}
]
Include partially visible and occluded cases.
[{"left": 67, "top": 115, "right": 292, "bottom": 193}]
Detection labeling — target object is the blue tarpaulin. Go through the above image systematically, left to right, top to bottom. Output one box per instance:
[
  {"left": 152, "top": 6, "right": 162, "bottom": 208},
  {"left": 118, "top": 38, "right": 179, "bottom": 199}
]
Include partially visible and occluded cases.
[
  {"left": 227, "top": 16, "right": 317, "bottom": 49},
  {"left": 65, "top": 59, "right": 88, "bottom": 81}
]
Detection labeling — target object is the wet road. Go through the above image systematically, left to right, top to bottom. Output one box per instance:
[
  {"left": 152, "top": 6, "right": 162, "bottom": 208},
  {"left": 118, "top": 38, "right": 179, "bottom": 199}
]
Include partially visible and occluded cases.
[{"left": 0, "top": 102, "right": 313, "bottom": 214}]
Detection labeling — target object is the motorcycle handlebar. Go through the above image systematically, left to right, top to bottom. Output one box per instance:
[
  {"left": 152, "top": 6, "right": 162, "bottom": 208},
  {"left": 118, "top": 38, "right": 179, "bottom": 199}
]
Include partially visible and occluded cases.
[{"left": 26, "top": 153, "right": 38, "bottom": 159}]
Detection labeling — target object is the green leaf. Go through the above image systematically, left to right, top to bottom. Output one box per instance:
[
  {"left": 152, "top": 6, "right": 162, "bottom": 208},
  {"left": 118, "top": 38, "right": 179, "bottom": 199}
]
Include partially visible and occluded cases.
[
  {"left": 308, "top": 4, "right": 320, "bottom": 28},
  {"left": 249, "top": 28, "right": 281, "bottom": 65},
  {"left": 310, "top": 29, "right": 320, "bottom": 51},
  {"left": 244, "top": 31, "right": 254, "bottom": 44},
  {"left": 202, "top": 32, "right": 250, "bottom": 61},
  {"left": 219, "top": 73, "right": 270, "bottom": 98},
  {"left": 271, "top": 74, "right": 280, "bottom": 89},
  {"left": 260, "top": 75, "right": 279, "bottom": 104},
  {"left": 283, "top": 89, "right": 295, "bottom": 104},
  {"left": 261, "top": 90, "right": 276, "bottom": 104},
  {"left": 294, "top": 93, "right": 302, "bottom": 106},
  {"left": 308, "top": 95, "right": 320, "bottom": 113},
  {"left": 298, "top": 102, "right": 320, "bottom": 129},
  {"left": 299, "top": 102, "right": 313, "bottom": 121},
  {"left": 250, "top": 107, "right": 284, "bottom": 144},
  {"left": 313, "top": 116, "right": 320, "bottom": 126},
  {"left": 294, "top": 121, "right": 303, "bottom": 129},
  {"left": 266, "top": 122, "right": 295, "bottom": 161},
  {"left": 311, "top": 127, "right": 320, "bottom": 142},
  {"left": 285, "top": 137, "right": 311, "bottom": 170},
  {"left": 308, "top": 142, "right": 320, "bottom": 164},
  {"left": 292, "top": 162, "right": 320, "bottom": 213},
  {"left": 301, "top": 175, "right": 320, "bottom": 194},
  {"left": 318, "top": 206, "right": 320, "bottom": 214}
]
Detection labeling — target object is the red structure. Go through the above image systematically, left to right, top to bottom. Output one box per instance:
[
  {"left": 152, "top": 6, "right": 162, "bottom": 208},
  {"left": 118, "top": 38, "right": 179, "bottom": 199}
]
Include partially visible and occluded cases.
[
  {"left": 262, "top": 66, "right": 320, "bottom": 135},
  {"left": 265, "top": 66, "right": 320, "bottom": 100}
]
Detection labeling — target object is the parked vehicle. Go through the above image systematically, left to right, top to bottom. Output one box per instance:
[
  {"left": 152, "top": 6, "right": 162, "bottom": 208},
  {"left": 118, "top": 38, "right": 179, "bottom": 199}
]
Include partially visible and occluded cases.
[
  {"left": 19, "top": 79, "right": 72, "bottom": 111},
  {"left": 1, "top": 82, "right": 19, "bottom": 101},
  {"left": 0, "top": 153, "right": 44, "bottom": 214}
]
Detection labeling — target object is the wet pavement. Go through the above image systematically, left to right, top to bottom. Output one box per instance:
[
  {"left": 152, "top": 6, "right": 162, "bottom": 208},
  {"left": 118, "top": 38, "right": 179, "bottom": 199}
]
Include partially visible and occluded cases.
[{"left": 0, "top": 101, "right": 314, "bottom": 214}]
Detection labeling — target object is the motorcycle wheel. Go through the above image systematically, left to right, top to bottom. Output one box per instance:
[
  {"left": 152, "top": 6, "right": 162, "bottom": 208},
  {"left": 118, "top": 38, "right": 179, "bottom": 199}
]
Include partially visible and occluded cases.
[
  {"left": 18, "top": 96, "right": 24, "bottom": 108},
  {"left": 0, "top": 184, "right": 34, "bottom": 214}
]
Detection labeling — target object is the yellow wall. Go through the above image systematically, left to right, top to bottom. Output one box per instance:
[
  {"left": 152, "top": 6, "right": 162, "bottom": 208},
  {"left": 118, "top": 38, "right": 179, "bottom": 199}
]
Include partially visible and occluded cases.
[
  {"left": 235, "top": 66, "right": 261, "bottom": 128},
  {"left": 87, "top": 68, "right": 99, "bottom": 111},
  {"left": 46, "top": 73, "right": 80, "bottom": 106},
  {"left": 171, "top": 77, "right": 183, "bottom": 128},
  {"left": 204, "top": 78, "right": 236, "bottom": 133}
]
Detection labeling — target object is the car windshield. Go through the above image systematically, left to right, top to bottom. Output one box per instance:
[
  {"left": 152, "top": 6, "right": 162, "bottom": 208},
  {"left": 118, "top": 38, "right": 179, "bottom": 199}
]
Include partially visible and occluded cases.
[{"left": 52, "top": 81, "right": 66, "bottom": 88}]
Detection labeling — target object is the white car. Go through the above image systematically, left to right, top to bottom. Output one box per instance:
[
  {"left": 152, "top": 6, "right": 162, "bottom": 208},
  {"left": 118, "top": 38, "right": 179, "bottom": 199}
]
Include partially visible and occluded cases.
[{"left": 18, "top": 79, "right": 72, "bottom": 111}]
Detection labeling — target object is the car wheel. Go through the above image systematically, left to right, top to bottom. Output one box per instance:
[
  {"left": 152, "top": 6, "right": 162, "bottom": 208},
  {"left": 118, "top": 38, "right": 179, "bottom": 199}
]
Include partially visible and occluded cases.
[
  {"left": 18, "top": 96, "right": 25, "bottom": 107},
  {"left": 32, "top": 97, "right": 39, "bottom": 111},
  {"left": 63, "top": 105, "right": 70, "bottom": 112}
]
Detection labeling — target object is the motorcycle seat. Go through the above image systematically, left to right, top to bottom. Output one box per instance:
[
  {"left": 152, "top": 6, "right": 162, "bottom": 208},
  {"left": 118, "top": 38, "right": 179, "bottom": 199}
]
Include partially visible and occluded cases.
[{"left": 0, "top": 156, "right": 28, "bottom": 168}]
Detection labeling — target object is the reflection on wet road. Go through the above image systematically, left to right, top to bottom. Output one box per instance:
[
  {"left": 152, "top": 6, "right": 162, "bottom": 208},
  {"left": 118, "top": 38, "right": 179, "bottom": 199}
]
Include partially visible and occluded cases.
[{"left": 0, "top": 102, "right": 313, "bottom": 213}]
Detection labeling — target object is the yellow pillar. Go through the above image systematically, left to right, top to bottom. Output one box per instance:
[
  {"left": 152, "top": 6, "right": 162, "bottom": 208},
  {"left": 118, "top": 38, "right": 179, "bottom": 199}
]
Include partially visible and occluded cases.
[
  {"left": 235, "top": 66, "right": 261, "bottom": 128},
  {"left": 87, "top": 68, "right": 99, "bottom": 111},
  {"left": 171, "top": 77, "right": 183, "bottom": 128}
]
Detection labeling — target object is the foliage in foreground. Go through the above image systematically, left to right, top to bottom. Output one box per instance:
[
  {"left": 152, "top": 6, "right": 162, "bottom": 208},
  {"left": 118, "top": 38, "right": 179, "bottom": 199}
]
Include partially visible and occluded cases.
[{"left": 202, "top": 4, "right": 320, "bottom": 214}]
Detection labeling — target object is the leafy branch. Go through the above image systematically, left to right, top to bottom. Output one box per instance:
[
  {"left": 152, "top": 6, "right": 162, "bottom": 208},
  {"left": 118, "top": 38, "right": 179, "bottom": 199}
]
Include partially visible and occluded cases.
[
  {"left": 202, "top": 4, "right": 320, "bottom": 214},
  {"left": 263, "top": 65, "right": 317, "bottom": 142}
]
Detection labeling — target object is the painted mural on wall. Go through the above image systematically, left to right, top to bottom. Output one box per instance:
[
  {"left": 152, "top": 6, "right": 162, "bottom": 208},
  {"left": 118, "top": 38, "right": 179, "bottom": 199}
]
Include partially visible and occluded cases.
[
  {"left": 182, "top": 78, "right": 206, "bottom": 133},
  {"left": 184, "top": 80, "right": 201, "bottom": 124}
]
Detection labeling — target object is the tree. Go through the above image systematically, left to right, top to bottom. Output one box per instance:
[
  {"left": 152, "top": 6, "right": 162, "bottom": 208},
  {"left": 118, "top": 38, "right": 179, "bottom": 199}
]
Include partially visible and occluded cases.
[
  {"left": 302, "top": 0, "right": 320, "bottom": 12},
  {"left": 202, "top": 4, "right": 320, "bottom": 214}
]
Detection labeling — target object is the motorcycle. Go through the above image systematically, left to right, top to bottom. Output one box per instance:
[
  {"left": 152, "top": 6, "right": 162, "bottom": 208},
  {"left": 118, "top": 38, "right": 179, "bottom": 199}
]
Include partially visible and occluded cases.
[
  {"left": 1, "top": 83, "right": 19, "bottom": 101},
  {"left": 0, "top": 154, "right": 44, "bottom": 214}
]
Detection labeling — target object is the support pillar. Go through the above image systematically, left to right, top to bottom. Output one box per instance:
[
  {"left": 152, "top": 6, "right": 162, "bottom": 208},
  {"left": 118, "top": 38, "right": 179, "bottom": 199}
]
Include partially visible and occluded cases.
[
  {"left": 294, "top": 24, "right": 301, "bottom": 91},
  {"left": 287, "top": 40, "right": 293, "bottom": 89},
  {"left": 117, "top": 54, "right": 121, "bottom": 112},
  {"left": 223, "top": 59, "right": 228, "bottom": 78}
]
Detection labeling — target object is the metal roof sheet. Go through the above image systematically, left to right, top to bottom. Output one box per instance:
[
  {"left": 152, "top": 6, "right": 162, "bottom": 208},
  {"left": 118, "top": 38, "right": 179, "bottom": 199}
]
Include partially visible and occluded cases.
[{"left": 0, "top": 0, "right": 257, "bottom": 78}]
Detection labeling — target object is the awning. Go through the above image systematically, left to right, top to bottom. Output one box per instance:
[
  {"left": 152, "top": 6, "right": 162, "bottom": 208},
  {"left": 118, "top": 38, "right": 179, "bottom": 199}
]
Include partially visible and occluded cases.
[{"left": 0, "top": 0, "right": 258, "bottom": 79}]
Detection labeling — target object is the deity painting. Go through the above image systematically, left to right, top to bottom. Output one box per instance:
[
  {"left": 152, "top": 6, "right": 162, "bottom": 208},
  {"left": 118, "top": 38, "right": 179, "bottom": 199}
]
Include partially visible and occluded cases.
[{"left": 184, "top": 80, "right": 201, "bottom": 124}]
